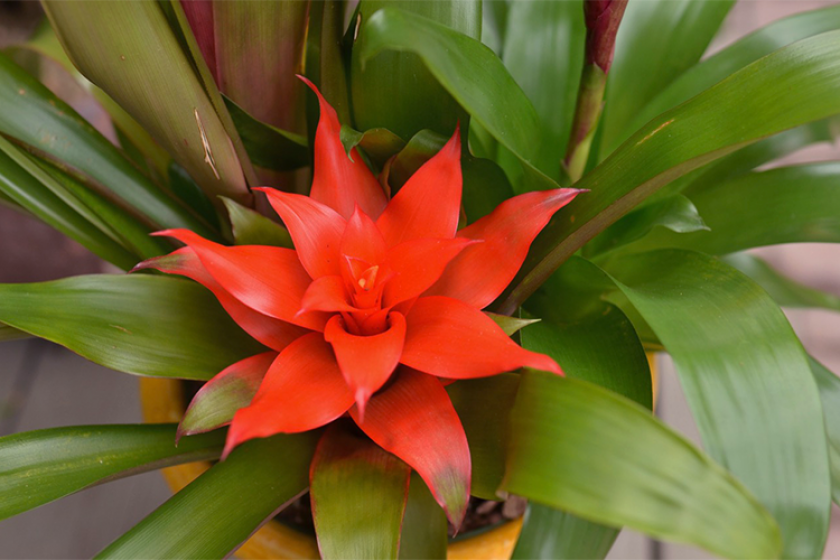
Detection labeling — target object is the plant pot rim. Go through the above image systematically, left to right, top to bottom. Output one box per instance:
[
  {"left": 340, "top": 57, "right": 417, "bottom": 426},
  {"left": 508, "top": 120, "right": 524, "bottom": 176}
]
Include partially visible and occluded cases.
[{"left": 139, "top": 376, "right": 523, "bottom": 560}]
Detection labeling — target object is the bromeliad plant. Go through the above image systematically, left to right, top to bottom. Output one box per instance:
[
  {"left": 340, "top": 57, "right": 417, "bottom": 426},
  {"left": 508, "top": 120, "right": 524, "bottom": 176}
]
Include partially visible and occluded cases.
[{"left": 0, "top": 0, "right": 839, "bottom": 558}]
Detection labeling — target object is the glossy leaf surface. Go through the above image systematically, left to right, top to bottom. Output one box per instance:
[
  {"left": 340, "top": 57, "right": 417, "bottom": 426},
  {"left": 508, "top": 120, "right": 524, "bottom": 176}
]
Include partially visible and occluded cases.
[
  {"left": 42, "top": 0, "right": 251, "bottom": 205},
  {"left": 503, "top": 31, "right": 840, "bottom": 311},
  {"left": 606, "top": 250, "right": 830, "bottom": 559},
  {"left": 0, "top": 275, "right": 264, "bottom": 380},
  {"left": 810, "top": 358, "right": 840, "bottom": 505},
  {"left": 503, "top": 372, "right": 781, "bottom": 559},
  {"left": 0, "top": 424, "right": 222, "bottom": 521},
  {"left": 311, "top": 424, "right": 410, "bottom": 560},
  {"left": 97, "top": 433, "right": 317, "bottom": 559}
]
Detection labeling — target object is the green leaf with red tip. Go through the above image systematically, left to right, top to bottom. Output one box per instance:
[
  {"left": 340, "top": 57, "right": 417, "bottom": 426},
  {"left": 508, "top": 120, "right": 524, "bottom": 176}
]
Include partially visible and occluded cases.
[
  {"left": 41, "top": 1, "right": 253, "bottom": 207},
  {"left": 357, "top": 7, "right": 563, "bottom": 194},
  {"left": 223, "top": 95, "right": 309, "bottom": 172},
  {"left": 221, "top": 197, "right": 293, "bottom": 248},
  {"left": 0, "top": 274, "right": 265, "bottom": 380},
  {"left": 179, "top": 352, "right": 275, "bottom": 439},
  {"left": 350, "top": 368, "right": 470, "bottom": 528},
  {"left": 503, "top": 372, "right": 782, "bottom": 559},
  {"left": 447, "top": 374, "right": 519, "bottom": 500},
  {"left": 311, "top": 423, "right": 411, "bottom": 560},
  {"left": 0, "top": 424, "right": 223, "bottom": 521},
  {"left": 96, "top": 432, "right": 318, "bottom": 560},
  {"left": 398, "top": 473, "right": 448, "bottom": 560}
]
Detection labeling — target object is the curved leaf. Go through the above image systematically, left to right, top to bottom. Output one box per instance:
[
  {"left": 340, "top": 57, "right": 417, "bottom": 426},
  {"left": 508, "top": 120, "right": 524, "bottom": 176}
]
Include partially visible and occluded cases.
[
  {"left": 600, "top": 0, "right": 734, "bottom": 154},
  {"left": 42, "top": 1, "right": 251, "bottom": 206},
  {"left": 358, "top": 7, "right": 562, "bottom": 193},
  {"left": 502, "top": 30, "right": 840, "bottom": 312},
  {"left": 0, "top": 53, "right": 215, "bottom": 238},
  {"left": 627, "top": 163, "right": 840, "bottom": 255},
  {"left": 221, "top": 197, "right": 293, "bottom": 248},
  {"left": 605, "top": 250, "right": 831, "bottom": 559},
  {"left": 724, "top": 253, "right": 840, "bottom": 313},
  {"left": 0, "top": 274, "right": 265, "bottom": 380},
  {"left": 809, "top": 358, "right": 840, "bottom": 505},
  {"left": 502, "top": 372, "right": 781, "bottom": 560},
  {"left": 311, "top": 423, "right": 410, "bottom": 560},
  {"left": 0, "top": 424, "right": 222, "bottom": 521},
  {"left": 97, "top": 432, "right": 317, "bottom": 560},
  {"left": 398, "top": 472, "right": 447, "bottom": 560},
  {"left": 512, "top": 505, "right": 618, "bottom": 560}
]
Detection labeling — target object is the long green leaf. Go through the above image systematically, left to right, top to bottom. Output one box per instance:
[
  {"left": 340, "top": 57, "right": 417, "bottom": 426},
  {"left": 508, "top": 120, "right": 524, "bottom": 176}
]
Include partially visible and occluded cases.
[
  {"left": 501, "top": 0, "right": 583, "bottom": 178},
  {"left": 600, "top": 0, "right": 734, "bottom": 154},
  {"left": 42, "top": 1, "right": 251, "bottom": 206},
  {"left": 628, "top": 4, "right": 840, "bottom": 139},
  {"left": 357, "top": 7, "right": 562, "bottom": 193},
  {"left": 501, "top": 30, "right": 840, "bottom": 312},
  {"left": 0, "top": 53, "right": 214, "bottom": 238},
  {"left": 0, "top": 147, "right": 138, "bottom": 269},
  {"left": 626, "top": 163, "right": 840, "bottom": 255},
  {"left": 605, "top": 250, "right": 831, "bottom": 559},
  {"left": 724, "top": 253, "right": 840, "bottom": 313},
  {"left": 0, "top": 274, "right": 265, "bottom": 380},
  {"left": 809, "top": 358, "right": 840, "bottom": 505},
  {"left": 503, "top": 372, "right": 781, "bottom": 560},
  {"left": 0, "top": 424, "right": 222, "bottom": 521},
  {"left": 311, "top": 424, "right": 410, "bottom": 560},
  {"left": 97, "top": 432, "right": 317, "bottom": 559},
  {"left": 398, "top": 473, "right": 447, "bottom": 560},
  {"left": 513, "top": 505, "right": 618, "bottom": 560}
]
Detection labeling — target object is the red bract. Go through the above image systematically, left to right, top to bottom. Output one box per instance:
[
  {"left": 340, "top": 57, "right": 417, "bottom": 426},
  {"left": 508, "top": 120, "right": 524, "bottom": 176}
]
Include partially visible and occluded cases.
[{"left": 135, "top": 79, "right": 580, "bottom": 527}]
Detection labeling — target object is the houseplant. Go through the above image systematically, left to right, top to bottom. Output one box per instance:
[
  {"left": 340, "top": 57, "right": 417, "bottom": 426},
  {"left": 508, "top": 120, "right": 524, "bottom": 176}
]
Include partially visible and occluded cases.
[{"left": 0, "top": 0, "right": 839, "bottom": 558}]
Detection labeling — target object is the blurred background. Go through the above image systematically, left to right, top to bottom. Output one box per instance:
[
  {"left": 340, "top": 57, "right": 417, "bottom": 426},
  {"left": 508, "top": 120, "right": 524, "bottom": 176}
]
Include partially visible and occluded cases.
[{"left": 1, "top": 1, "right": 839, "bottom": 558}]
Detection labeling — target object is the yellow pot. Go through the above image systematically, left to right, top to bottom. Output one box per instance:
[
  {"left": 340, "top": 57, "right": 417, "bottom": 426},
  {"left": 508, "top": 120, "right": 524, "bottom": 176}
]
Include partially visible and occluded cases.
[{"left": 139, "top": 377, "right": 523, "bottom": 560}]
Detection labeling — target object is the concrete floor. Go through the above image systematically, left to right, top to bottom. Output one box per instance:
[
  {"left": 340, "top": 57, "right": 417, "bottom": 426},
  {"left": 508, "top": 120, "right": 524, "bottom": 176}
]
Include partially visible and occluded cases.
[{"left": 3, "top": 0, "right": 840, "bottom": 558}]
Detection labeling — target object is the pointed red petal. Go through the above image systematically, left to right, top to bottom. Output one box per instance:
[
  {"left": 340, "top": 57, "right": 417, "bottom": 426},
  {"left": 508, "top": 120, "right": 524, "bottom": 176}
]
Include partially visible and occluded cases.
[
  {"left": 301, "top": 76, "right": 388, "bottom": 220},
  {"left": 376, "top": 129, "right": 462, "bottom": 247},
  {"left": 257, "top": 188, "right": 346, "bottom": 279},
  {"left": 426, "top": 188, "right": 582, "bottom": 308},
  {"left": 341, "top": 206, "right": 387, "bottom": 266},
  {"left": 155, "top": 229, "right": 325, "bottom": 331},
  {"left": 382, "top": 237, "right": 476, "bottom": 307},
  {"left": 135, "top": 248, "right": 308, "bottom": 350},
  {"left": 299, "top": 275, "right": 355, "bottom": 315},
  {"left": 401, "top": 296, "right": 562, "bottom": 378},
  {"left": 324, "top": 312, "right": 406, "bottom": 416},
  {"left": 224, "top": 333, "right": 353, "bottom": 458},
  {"left": 178, "top": 351, "right": 276, "bottom": 440},
  {"left": 350, "top": 368, "right": 470, "bottom": 528}
]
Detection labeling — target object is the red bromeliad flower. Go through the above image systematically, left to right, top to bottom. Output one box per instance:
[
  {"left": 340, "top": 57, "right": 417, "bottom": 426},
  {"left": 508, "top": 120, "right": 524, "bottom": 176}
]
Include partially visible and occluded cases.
[{"left": 136, "top": 79, "right": 580, "bottom": 527}]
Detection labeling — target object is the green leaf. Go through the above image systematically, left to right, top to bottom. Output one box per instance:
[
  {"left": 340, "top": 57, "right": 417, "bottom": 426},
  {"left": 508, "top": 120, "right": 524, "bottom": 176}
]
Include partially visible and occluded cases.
[
  {"left": 306, "top": 0, "right": 353, "bottom": 129},
  {"left": 502, "top": 0, "right": 584, "bottom": 178},
  {"left": 600, "top": 0, "right": 734, "bottom": 154},
  {"left": 42, "top": 1, "right": 252, "bottom": 206},
  {"left": 351, "top": 1, "right": 480, "bottom": 141},
  {"left": 628, "top": 4, "right": 840, "bottom": 140},
  {"left": 358, "top": 7, "right": 563, "bottom": 193},
  {"left": 502, "top": 31, "right": 840, "bottom": 311},
  {"left": 0, "top": 53, "right": 215, "bottom": 238},
  {"left": 223, "top": 95, "right": 309, "bottom": 172},
  {"left": 340, "top": 125, "right": 406, "bottom": 169},
  {"left": 0, "top": 145, "right": 138, "bottom": 269},
  {"left": 461, "top": 156, "right": 514, "bottom": 223},
  {"left": 167, "top": 162, "right": 220, "bottom": 230},
  {"left": 626, "top": 163, "right": 840, "bottom": 256},
  {"left": 587, "top": 194, "right": 708, "bottom": 259},
  {"left": 221, "top": 197, "right": 293, "bottom": 248},
  {"left": 605, "top": 250, "right": 831, "bottom": 559},
  {"left": 723, "top": 253, "right": 840, "bottom": 313},
  {"left": 0, "top": 274, "right": 265, "bottom": 380},
  {"left": 484, "top": 312, "right": 539, "bottom": 337},
  {"left": 0, "top": 321, "right": 29, "bottom": 342},
  {"left": 809, "top": 358, "right": 840, "bottom": 505},
  {"left": 503, "top": 372, "right": 781, "bottom": 559},
  {"left": 447, "top": 374, "right": 519, "bottom": 500},
  {"left": 311, "top": 423, "right": 410, "bottom": 560},
  {"left": 0, "top": 424, "right": 222, "bottom": 521},
  {"left": 97, "top": 432, "right": 317, "bottom": 559},
  {"left": 398, "top": 472, "right": 447, "bottom": 560},
  {"left": 512, "top": 504, "right": 618, "bottom": 560}
]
